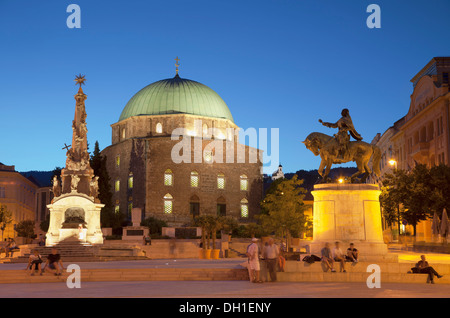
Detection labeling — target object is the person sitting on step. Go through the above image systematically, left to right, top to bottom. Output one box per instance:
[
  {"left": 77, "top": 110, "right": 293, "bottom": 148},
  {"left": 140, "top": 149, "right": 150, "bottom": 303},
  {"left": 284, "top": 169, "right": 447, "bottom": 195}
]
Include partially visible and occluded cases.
[
  {"left": 44, "top": 248, "right": 64, "bottom": 276},
  {"left": 412, "top": 255, "right": 443, "bottom": 284}
]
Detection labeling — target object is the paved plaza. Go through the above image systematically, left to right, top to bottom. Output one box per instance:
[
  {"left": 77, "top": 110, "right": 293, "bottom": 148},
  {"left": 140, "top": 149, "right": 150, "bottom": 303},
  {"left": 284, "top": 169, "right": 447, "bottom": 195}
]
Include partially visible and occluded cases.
[
  {"left": 1, "top": 251, "right": 449, "bottom": 298},
  {"left": 0, "top": 280, "right": 449, "bottom": 298}
]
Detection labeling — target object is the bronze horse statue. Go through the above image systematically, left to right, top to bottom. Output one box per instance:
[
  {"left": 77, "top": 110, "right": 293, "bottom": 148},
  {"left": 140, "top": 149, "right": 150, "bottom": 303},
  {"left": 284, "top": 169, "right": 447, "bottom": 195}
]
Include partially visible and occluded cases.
[{"left": 302, "top": 132, "right": 381, "bottom": 183}]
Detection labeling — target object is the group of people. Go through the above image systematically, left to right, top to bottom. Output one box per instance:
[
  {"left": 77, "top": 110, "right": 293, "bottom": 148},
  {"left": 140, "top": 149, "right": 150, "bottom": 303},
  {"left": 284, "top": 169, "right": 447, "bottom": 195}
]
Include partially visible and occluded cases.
[
  {"left": 246, "top": 237, "right": 285, "bottom": 283},
  {"left": 0, "top": 238, "right": 17, "bottom": 258},
  {"left": 320, "top": 242, "right": 359, "bottom": 273},
  {"left": 320, "top": 242, "right": 444, "bottom": 284},
  {"left": 25, "top": 248, "right": 64, "bottom": 276}
]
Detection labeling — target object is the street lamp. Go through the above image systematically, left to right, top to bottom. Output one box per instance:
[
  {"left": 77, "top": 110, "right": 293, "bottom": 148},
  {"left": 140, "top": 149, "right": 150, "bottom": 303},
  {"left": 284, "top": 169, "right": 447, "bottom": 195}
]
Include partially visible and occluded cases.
[
  {"left": 388, "top": 158, "right": 402, "bottom": 238},
  {"left": 389, "top": 159, "right": 397, "bottom": 170}
]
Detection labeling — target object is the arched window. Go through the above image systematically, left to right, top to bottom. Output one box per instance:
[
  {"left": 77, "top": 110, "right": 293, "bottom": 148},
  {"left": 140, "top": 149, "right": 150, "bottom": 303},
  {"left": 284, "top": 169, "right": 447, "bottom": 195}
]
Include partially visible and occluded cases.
[
  {"left": 156, "top": 122, "right": 163, "bottom": 134},
  {"left": 122, "top": 128, "right": 126, "bottom": 139},
  {"left": 116, "top": 155, "right": 120, "bottom": 167},
  {"left": 164, "top": 169, "right": 173, "bottom": 186},
  {"left": 190, "top": 171, "right": 199, "bottom": 188},
  {"left": 217, "top": 173, "right": 225, "bottom": 189},
  {"left": 240, "top": 174, "right": 248, "bottom": 191},
  {"left": 115, "top": 180, "right": 120, "bottom": 192},
  {"left": 164, "top": 193, "right": 173, "bottom": 214},
  {"left": 190, "top": 195, "right": 200, "bottom": 218},
  {"left": 217, "top": 196, "right": 226, "bottom": 216},
  {"left": 240, "top": 198, "right": 249, "bottom": 218}
]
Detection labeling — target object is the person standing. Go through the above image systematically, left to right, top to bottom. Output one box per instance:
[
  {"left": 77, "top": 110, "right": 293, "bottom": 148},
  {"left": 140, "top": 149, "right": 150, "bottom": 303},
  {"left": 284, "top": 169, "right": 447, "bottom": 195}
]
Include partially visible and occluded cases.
[
  {"left": 246, "top": 238, "right": 262, "bottom": 283},
  {"left": 262, "top": 238, "right": 279, "bottom": 282}
]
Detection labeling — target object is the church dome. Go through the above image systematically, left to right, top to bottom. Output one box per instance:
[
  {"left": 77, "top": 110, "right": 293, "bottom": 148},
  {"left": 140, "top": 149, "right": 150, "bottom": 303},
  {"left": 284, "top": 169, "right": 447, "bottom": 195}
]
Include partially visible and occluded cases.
[{"left": 119, "top": 74, "right": 234, "bottom": 122}]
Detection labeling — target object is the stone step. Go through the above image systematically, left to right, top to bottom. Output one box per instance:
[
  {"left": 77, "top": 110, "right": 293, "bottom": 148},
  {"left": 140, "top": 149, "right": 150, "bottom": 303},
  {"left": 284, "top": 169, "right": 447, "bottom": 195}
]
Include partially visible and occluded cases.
[
  {"left": 1, "top": 256, "right": 149, "bottom": 263},
  {"left": 284, "top": 261, "right": 450, "bottom": 275},
  {"left": 0, "top": 268, "right": 249, "bottom": 284},
  {"left": 276, "top": 271, "right": 450, "bottom": 284}
]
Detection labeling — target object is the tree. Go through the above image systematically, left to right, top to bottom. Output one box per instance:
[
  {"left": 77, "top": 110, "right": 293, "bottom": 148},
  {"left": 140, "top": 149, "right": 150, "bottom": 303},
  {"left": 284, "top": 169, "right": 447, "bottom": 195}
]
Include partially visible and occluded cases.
[
  {"left": 90, "top": 141, "right": 117, "bottom": 229},
  {"left": 403, "top": 164, "right": 433, "bottom": 236},
  {"left": 429, "top": 164, "right": 450, "bottom": 216},
  {"left": 382, "top": 165, "right": 434, "bottom": 237},
  {"left": 51, "top": 167, "right": 62, "bottom": 184},
  {"left": 259, "top": 175, "right": 308, "bottom": 250},
  {"left": 380, "top": 185, "right": 400, "bottom": 228},
  {"left": 0, "top": 205, "right": 13, "bottom": 240},
  {"left": 40, "top": 214, "right": 50, "bottom": 233},
  {"left": 193, "top": 215, "right": 212, "bottom": 250},
  {"left": 206, "top": 216, "right": 227, "bottom": 250},
  {"left": 218, "top": 216, "right": 238, "bottom": 235},
  {"left": 141, "top": 217, "right": 167, "bottom": 236},
  {"left": 15, "top": 220, "right": 35, "bottom": 240}
]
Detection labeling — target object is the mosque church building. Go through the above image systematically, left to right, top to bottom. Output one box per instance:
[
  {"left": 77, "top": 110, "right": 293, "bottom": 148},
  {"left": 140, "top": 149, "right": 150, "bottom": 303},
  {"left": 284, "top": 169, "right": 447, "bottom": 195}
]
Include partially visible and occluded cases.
[{"left": 102, "top": 68, "right": 263, "bottom": 226}]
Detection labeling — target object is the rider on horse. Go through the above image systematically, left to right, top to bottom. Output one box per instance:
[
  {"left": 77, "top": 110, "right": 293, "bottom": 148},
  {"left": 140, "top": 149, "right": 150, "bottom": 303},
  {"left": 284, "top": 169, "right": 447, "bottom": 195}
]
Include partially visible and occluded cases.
[{"left": 318, "top": 108, "right": 363, "bottom": 161}]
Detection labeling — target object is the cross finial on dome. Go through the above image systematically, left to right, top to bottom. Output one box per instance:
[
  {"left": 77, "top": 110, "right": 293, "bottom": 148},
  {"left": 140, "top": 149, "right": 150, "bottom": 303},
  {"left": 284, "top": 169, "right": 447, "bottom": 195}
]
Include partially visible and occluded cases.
[{"left": 175, "top": 56, "right": 180, "bottom": 75}]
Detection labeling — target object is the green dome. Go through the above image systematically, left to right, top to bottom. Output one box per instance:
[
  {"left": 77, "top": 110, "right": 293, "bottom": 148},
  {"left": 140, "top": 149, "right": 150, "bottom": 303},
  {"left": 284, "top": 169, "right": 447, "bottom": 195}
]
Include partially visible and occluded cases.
[{"left": 119, "top": 74, "right": 234, "bottom": 122}]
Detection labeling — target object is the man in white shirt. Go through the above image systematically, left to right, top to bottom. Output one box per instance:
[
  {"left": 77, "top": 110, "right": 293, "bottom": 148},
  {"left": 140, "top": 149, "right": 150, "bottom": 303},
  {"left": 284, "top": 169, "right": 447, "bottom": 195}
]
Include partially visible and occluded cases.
[
  {"left": 246, "top": 238, "right": 262, "bottom": 283},
  {"left": 262, "top": 238, "right": 279, "bottom": 282},
  {"left": 332, "top": 241, "right": 346, "bottom": 272}
]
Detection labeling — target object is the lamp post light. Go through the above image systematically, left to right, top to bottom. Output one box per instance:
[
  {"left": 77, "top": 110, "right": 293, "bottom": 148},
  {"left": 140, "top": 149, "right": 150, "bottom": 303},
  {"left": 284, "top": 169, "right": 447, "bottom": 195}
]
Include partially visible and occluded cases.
[
  {"left": 388, "top": 158, "right": 402, "bottom": 238},
  {"left": 389, "top": 159, "right": 397, "bottom": 170}
]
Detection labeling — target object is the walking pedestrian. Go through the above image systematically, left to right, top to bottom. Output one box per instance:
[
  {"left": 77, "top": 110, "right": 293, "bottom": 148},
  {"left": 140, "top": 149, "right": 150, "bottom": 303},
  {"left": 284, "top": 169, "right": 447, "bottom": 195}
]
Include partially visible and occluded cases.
[{"left": 262, "top": 238, "right": 279, "bottom": 282}]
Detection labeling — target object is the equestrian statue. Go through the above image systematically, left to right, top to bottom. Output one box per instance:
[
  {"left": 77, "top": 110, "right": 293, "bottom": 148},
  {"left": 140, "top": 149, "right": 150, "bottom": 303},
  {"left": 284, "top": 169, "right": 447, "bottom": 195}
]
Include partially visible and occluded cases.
[{"left": 302, "top": 108, "right": 381, "bottom": 183}]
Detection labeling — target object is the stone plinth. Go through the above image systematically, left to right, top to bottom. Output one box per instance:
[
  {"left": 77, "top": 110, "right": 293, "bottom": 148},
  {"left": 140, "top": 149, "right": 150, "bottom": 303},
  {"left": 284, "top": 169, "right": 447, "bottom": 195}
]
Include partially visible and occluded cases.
[
  {"left": 309, "top": 183, "right": 390, "bottom": 259},
  {"left": 46, "top": 193, "right": 104, "bottom": 246},
  {"left": 122, "top": 208, "right": 149, "bottom": 241}
]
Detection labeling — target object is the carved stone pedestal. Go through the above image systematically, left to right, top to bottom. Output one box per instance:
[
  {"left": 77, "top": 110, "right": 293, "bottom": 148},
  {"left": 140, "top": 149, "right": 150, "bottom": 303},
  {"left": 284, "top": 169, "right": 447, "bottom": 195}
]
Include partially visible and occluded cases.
[
  {"left": 308, "top": 183, "right": 394, "bottom": 261},
  {"left": 46, "top": 193, "right": 104, "bottom": 246}
]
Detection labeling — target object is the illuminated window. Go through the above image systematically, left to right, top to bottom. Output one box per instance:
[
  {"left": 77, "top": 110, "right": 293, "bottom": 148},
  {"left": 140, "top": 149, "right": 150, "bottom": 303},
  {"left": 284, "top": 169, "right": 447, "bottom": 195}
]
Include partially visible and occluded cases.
[
  {"left": 156, "top": 123, "right": 162, "bottom": 134},
  {"left": 203, "top": 124, "right": 208, "bottom": 136},
  {"left": 122, "top": 128, "right": 126, "bottom": 139},
  {"left": 116, "top": 155, "right": 120, "bottom": 167},
  {"left": 164, "top": 169, "right": 173, "bottom": 186},
  {"left": 190, "top": 171, "right": 199, "bottom": 188},
  {"left": 128, "top": 173, "right": 133, "bottom": 189},
  {"left": 217, "top": 173, "right": 225, "bottom": 189},
  {"left": 240, "top": 174, "right": 248, "bottom": 191},
  {"left": 115, "top": 180, "right": 120, "bottom": 192},
  {"left": 164, "top": 193, "right": 173, "bottom": 214},
  {"left": 240, "top": 198, "right": 249, "bottom": 218},
  {"left": 128, "top": 202, "right": 133, "bottom": 215},
  {"left": 115, "top": 205, "right": 120, "bottom": 213}
]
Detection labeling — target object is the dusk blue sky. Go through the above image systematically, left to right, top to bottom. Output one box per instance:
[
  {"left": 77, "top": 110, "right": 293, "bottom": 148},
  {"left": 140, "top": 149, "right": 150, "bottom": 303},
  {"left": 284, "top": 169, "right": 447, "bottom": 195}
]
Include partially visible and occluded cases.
[{"left": 1, "top": 0, "right": 449, "bottom": 174}]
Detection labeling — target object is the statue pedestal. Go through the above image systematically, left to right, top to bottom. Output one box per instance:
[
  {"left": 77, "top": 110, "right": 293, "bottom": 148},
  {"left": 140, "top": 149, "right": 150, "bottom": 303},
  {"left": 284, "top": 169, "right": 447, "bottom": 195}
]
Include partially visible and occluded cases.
[
  {"left": 309, "top": 183, "right": 393, "bottom": 261},
  {"left": 46, "top": 193, "right": 104, "bottom": 246},
  {"left": 122, "top": 208, "right": 149, "bottom": 241}
]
